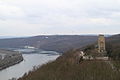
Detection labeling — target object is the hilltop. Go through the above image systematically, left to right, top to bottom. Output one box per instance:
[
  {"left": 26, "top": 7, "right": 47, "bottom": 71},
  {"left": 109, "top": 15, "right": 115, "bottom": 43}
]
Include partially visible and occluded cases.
[{"left": 18, "top": 34, "right": 120, "bottom": 80}]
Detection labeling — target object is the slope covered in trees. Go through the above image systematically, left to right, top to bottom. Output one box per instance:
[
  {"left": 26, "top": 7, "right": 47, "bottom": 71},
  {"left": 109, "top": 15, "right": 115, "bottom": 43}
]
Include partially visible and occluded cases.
[
  {"left": 18, "top": 34, "right": 120, "bottom": 80},
  {"left": 106, "top": 34, "right": 120, "bottom": 59}
]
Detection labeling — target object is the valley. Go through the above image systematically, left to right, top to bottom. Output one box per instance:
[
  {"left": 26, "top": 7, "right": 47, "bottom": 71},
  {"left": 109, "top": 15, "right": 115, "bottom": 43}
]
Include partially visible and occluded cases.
[{"left": 18, "top": 34, "right": 120, "bottom": 80}]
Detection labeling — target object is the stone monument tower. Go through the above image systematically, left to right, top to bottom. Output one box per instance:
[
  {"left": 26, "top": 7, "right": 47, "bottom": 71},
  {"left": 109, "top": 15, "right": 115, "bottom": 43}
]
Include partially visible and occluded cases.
[{"left": 98, "top": 34, "right": 106, "bottom": 53}]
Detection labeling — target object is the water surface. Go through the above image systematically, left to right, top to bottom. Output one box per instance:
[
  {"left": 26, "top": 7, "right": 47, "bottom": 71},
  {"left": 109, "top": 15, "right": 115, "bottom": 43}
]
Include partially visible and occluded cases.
[{"left": 0, "top": 53, "right": 59, "bottom": 80}]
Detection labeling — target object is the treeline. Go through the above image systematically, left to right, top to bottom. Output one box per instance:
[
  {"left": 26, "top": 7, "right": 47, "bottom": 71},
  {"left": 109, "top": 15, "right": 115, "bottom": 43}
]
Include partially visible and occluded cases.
[{"left": 106, "top": 34, "right": 120, "bottom": 60}]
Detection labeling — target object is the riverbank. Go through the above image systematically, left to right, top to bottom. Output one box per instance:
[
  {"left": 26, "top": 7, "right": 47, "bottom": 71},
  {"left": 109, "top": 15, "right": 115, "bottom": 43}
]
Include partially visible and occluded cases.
[
  {"left": 0, "top": 49, "right": 23, "bottom": 70},
  {"left": 0, "top": 53, "right": 59, "bottom": 80}
]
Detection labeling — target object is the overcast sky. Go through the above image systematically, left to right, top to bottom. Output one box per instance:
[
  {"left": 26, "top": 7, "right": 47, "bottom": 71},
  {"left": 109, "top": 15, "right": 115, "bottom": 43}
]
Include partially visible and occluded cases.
[{"left": 0, "top": 0, "right": 120, "bottom": 36}]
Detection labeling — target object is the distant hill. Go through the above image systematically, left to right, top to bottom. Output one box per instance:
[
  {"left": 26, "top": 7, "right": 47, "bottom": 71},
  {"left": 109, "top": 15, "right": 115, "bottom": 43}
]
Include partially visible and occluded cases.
[
  {"left": 106, "top": 34, "right": 120, "bottom": 59},
  {"left": 106, "top": 34, "right": 120, "bottom": 43},
  {"left": 0, "top": 35, "right": 98, "bottom": 53},
  {"left": 0, "top": 36, "right": 28, "bottom": 39},
  {"left": 0, "top": 36, "right": 16, "bottom": 39}
]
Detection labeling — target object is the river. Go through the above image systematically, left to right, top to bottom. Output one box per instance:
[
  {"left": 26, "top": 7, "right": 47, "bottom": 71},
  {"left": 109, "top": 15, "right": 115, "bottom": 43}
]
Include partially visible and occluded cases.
[{"left": 0, "top": 53, "right": 59, "bottom": 80}]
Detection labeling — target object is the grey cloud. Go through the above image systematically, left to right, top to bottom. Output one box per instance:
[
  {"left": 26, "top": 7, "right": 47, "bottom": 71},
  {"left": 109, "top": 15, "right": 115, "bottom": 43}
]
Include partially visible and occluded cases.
[{"left": 0, "top": 0, "right": 120, "bottom": 36}]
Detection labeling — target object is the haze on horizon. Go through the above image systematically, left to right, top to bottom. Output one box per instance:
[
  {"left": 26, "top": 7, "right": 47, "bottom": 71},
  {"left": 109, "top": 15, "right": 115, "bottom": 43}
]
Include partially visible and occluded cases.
[{"left": 0, "top": 0, "right": 120, "bottom": 36}]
